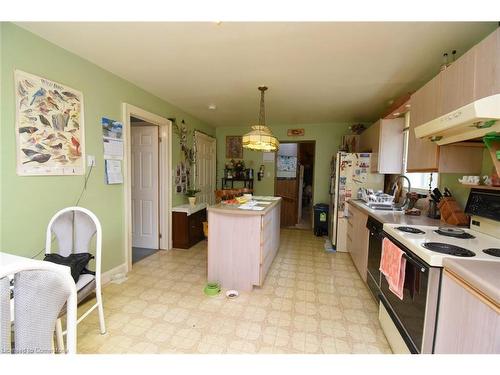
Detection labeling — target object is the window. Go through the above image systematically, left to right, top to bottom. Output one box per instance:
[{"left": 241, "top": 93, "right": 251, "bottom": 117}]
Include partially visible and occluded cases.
[
  {"left": 402, "top": 112, "right": 438, "bottom": 193},
  {"left": 405, "top": 172, "right": 438, "bottom": 192}
]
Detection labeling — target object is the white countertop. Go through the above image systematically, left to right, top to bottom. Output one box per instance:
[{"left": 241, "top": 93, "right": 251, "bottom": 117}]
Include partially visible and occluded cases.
[
  {"left": 349, "top": 199, "right": 444, "bottom": 226},
  {"left": 172, "top": 203, "right": 207, "bottom": 216},
  {"left": 383, "top": 223, "right": 500, "bottom": 267},
  {"left": 443, "top": 258, "right": 500, "bottom": 305}
]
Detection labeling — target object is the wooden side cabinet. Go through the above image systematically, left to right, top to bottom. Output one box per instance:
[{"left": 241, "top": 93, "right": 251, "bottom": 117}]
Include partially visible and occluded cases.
[
  {"left": 172, "top": 205, "right": 207, "bottom": 249},
  {"left": 434, "top": 269, "right": 500, "bottom": 354}
]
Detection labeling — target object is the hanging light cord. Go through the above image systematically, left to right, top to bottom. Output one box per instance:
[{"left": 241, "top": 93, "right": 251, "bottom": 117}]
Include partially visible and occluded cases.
[{"left": 258, "top": 86, "right": 267, "bottom": 125}]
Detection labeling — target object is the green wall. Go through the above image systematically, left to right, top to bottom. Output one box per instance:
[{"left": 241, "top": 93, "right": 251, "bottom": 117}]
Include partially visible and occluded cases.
[
  {"left": 0, "top": 23, "right": 214, "bottom": 271},
  {"left": 216, "top": 123, "right": 351, "bottom": 205},
  {"left": 439, "top": 149, "right": 495, "bottom": 208}
]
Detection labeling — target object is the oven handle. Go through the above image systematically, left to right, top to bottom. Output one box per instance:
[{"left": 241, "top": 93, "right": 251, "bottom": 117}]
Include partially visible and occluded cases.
[
  {"left": 381, "top": 232, "right": 428, "bottom": 273},
  {"left": 402, "top": 253, "right": 427, "bottom": 273}
]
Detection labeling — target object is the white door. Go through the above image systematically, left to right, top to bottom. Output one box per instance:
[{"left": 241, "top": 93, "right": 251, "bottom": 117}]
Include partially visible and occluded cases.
[
  {"left": 131, "top": 125, "right": 159, "bottom": 249},
  {"left": 194, "top": 132, "right": 216, "bottom": 205}
]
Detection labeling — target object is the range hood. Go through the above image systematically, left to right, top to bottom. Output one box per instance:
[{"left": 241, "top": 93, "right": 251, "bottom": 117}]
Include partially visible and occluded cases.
[{"left": 414, "top": 94, "right": 500, "bottom": 145}]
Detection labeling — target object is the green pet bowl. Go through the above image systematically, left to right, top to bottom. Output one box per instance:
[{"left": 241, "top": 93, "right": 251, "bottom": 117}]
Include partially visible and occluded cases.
[{"left": 204, "top": 282, "right": 221, "bottom": 296}]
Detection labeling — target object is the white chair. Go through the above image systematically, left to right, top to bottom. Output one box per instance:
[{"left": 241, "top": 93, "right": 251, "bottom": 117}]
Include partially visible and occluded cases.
[
  {"left": 45, "top": 207, "right": 106, "bottom": 350},
  {"left": 0, "top": 261, "right": 77, "bottom": 354}
]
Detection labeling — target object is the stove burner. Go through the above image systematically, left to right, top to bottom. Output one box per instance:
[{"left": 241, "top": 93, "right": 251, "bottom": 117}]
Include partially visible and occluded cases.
[
  {"left": 396, "top": 226, "right": 425, "bottom": 234},
  {"left": 434, "top": 229, "right": 475, "bottom": 239},
  {"left": 422, "top": 242, "right": 476, "bottom": 257},
  {"left": 483, "top": 248, "right": 500, "bottom": 257}
]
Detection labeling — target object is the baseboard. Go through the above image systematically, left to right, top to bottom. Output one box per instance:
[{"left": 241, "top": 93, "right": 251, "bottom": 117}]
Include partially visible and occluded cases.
[{"left": 101, "top": 262, "right": 127, "bottom": 285}]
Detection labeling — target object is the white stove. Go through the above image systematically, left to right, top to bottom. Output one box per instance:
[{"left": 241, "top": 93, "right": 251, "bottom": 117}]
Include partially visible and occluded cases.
[
  {"left": 375, "top": 188, "right": 500, "bottom": 354},
  {"left": 383, "top": 223, "right": 500, "bottom": 267}
]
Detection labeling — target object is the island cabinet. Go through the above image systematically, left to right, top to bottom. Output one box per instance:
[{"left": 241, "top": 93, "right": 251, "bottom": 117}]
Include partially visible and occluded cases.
[
  {"left": 359, "top": 118, "right": 405, "bottom": 174},
  {"left": 207, "top": 198, "right": 281, "bottom": 292},
  {"left": 345, "top": 202, "right": 369, "bottom": 283},
  {"left": 434, "top": 269, "right": 500, "bottom": 354}
]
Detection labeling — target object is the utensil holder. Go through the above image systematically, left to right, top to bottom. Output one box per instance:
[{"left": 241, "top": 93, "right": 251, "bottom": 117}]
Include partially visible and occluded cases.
[{"left": 437, "top": 197, "right": 469, "bottom": 226}]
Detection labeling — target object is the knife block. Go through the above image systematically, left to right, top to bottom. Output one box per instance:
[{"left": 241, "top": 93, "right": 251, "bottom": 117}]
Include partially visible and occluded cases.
[{"left": 438, "top": 197, "right": 469, "bottom": 226}]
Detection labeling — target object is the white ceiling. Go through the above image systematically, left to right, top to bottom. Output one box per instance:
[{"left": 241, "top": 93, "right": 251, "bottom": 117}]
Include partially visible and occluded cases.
[{"left": 17, "top": 22, "right": 497, "bottom": 127}]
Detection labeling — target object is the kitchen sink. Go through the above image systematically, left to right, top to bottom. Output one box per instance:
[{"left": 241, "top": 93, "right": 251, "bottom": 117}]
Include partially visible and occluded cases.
[{"left": 364, "top": 202, "right": 402, "bottom": 211}]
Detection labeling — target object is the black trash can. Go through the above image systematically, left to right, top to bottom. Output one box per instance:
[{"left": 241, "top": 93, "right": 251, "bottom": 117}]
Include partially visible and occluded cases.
[{"left": 313, "top": 203, "right": 329, "bottom": 236}]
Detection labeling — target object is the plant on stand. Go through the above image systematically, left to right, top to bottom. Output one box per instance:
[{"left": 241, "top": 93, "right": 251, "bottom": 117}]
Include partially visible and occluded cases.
[{"left": 185, "top": 188, "right": 201, "bottom": 207}]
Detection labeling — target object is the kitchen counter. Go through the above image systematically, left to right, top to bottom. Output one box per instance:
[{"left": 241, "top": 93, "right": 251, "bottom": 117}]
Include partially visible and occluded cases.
[
  {"left": 208, "top": 197, "right": 281, "bottom": 216},
  {"left": 349, "top": 199, "right": 443, "bottom": 226},
  {"left": 172, "top": 202, "right": 207, "bottom": 216},
  {"left": 443, "top": 258, "right": 500, "bottom": 305}
]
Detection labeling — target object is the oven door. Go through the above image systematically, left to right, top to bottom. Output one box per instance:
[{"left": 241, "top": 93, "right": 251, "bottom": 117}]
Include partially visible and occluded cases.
[{"left": 380, "top": 233, "right": 430, "bottom": 354}]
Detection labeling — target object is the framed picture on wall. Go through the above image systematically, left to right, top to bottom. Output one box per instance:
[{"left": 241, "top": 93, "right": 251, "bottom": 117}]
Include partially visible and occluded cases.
[
  {"left": 14, "top": 70, "right": 85, "bottom": 176},
  {"left": 226, "top": 136, "right": 243, "bottom": 159}
]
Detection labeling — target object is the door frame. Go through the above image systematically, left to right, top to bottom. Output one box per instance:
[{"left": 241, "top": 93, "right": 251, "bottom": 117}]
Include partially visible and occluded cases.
[
  {"left": 123, "top": 103, "right": 172, "bottom": 272},
  {"left": 193, "top": 130, "right": 217, "bottom": 205},
  {"left": 274, "top": 140, "right": 316, "bottom": 224}
]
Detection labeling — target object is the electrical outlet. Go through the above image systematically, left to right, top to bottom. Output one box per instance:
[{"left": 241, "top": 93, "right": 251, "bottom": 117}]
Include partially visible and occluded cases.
[{"left": 87, "top": 155, "right": 96, "bottom": 167}]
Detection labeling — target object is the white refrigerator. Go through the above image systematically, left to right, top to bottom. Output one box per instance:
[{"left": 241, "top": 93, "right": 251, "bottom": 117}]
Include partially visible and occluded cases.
[{"left": 329, "top": 152, "right": 384, "bottom": 252}]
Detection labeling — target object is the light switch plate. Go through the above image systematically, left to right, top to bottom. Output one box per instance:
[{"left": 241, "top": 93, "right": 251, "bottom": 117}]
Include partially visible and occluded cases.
[{"left": 87, "top": 155, "right": 96, "bottom": 167}]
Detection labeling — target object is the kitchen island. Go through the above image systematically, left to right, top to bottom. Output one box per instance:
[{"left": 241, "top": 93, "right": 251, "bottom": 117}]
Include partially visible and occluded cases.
[{"left": 207, "top": 196, "right": 281, "bottom": 292}]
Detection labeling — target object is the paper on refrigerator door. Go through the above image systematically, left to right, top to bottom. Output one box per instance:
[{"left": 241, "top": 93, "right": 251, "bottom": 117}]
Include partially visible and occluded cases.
[{"left": 352, "top": 153, "right": 370, "bottom": 184}]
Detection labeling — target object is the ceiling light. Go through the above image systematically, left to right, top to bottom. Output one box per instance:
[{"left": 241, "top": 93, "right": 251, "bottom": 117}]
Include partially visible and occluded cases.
[
  {"left": 242, "top": 86, "right": 279, "bottom": 152},
  {"left": 208, "top": 104, "right": 217, "bottom": 110},
  {"left": 393, "top": 112, "right": 400, "bottom": 117}
]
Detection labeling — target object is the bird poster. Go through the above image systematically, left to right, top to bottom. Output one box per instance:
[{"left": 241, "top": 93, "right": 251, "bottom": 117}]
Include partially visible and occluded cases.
[{"left": 15, "top": 70, "right": 85, "bottom": 176}]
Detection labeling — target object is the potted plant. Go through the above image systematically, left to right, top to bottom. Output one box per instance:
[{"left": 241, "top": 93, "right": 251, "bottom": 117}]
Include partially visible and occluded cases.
[{"left": 185, "top": 188, "right": 201, "bottom": 207}]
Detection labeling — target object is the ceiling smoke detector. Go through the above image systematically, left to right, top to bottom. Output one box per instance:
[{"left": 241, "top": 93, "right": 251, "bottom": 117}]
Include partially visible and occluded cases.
[{"left": 208, "top": 104, "right": 217, "bottom": 110}]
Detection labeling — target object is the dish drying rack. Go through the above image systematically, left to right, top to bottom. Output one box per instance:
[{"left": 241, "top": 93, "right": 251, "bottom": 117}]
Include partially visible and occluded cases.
[{"left": 359, "top": 188, "right": 395, "bottom": 209}]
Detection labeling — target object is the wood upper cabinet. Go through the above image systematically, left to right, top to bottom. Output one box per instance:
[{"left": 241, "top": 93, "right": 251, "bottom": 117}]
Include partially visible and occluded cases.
[
  {"left": 407, "top": 27, "right": 499, "bottom": 172},
  {"left": 474, "top": 28, "right": 500, "bottom": 100},
  {"left": 441, "top": 48, "right": 476, "bottom": 114},
  {"left": 407, "top": 75, "right": 441, "bottom": 172},
  {"left": 360, "top": 118, "right": 405, "bottom": 174},
  {"left": 434, "top": 270, "right": 500, "bottom": 354}
]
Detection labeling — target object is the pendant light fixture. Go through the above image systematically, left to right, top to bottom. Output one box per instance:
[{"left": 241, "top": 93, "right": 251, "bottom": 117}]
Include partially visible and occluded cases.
[{"left": 242, "top": 86, "right": 279, "bottom": 152}]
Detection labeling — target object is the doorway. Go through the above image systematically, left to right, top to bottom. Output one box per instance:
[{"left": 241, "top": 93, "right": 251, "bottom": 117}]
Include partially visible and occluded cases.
[
  {"left": 123, "top": 104, "right": 172, "bottom": 272},
  {"left": 131, "top": 118, "right": 159, "bottom": 263},
  {"left": 194, "top": 131, "right": 217, "bottom": 205},
  {"left": 274, "top": 141, "right": 315, "bottom": 229}
]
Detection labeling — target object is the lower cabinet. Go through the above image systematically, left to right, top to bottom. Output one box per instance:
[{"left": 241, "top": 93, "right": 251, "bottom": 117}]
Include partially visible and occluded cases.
[
  {"left": 346, "top": 202, "right": 369, "bottom": 282},
  {"left": 172, "top": 208, "right": 207, "bottom": 249},
  {"left": 434, "top": 269, "right": 500, "bottom": 353}
]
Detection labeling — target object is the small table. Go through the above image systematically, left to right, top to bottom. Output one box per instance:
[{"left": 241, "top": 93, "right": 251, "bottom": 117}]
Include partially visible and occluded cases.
[{"left": 221, "top": 178, "right": 254, "bottom": 190}]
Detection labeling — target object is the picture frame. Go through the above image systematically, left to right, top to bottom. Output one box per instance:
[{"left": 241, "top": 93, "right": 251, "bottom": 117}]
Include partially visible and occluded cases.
[
  {"left": 15, "top": 70, "right": 85, "bottom": 176},
  {"left": 287, "top": 128, "right": 304, "bottom": 136},
  {"left": 226, "top": 136, "right": 243, "bottom": 159}
]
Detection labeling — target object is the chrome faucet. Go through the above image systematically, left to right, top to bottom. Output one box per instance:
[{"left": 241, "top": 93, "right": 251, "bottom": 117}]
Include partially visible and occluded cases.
[{"left": 391, "top": 175, "right": 411, "bottom": 210}]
